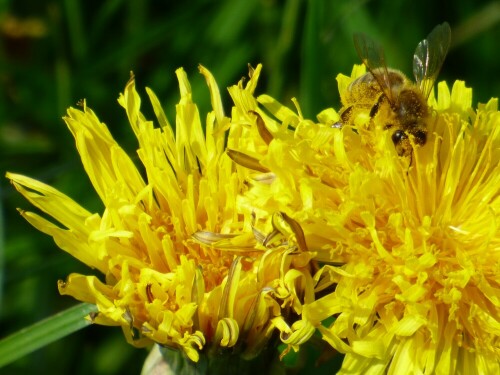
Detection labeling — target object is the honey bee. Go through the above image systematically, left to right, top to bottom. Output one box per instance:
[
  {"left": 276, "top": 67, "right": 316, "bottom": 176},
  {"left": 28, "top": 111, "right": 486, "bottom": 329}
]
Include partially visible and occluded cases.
[{"left": 337, "top": 22, "right": 451, "bottom": 159}]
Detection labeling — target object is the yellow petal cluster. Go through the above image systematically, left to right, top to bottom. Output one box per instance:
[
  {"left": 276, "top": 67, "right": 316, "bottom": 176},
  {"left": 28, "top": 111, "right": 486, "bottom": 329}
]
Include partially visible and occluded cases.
[
  {"left": 7, "top": 61, "right": 500, "bottom": 373},
  {"left": 7, "top": 65, "right": 317, "bottom": 363},
  {"left": 232, "top": 65, "right": 500, "bottom": 374}
]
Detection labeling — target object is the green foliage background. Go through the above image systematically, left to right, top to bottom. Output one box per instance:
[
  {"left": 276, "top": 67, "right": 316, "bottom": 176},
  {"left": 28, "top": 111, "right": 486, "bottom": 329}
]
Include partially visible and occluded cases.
[{"left": 0, "top": 0, "right": 498, "bottom": 374}]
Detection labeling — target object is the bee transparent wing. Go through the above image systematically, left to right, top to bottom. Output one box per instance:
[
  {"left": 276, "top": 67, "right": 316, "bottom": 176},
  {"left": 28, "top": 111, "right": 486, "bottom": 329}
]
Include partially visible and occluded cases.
[
  {"left": 413, "top": 22, "right": 451, "bottom": 99},
  {"left": 353, "top": 32, "right": 394, "bottom": 103}
]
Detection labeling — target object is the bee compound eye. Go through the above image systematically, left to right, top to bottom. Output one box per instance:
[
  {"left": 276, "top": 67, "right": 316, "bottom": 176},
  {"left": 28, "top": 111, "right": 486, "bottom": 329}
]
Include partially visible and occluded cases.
[
  {"left": 391, "top": 130, "right": 406, "bottom": 145},
  {"left": 413, "top": 130, "right": 427, "bottom": 145}
]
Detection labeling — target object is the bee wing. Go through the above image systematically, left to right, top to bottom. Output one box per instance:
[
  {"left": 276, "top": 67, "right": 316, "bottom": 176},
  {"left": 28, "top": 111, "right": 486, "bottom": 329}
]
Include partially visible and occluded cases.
[
  {"left": 413, "top": 22, "right": 451, "bottom": 99},
  {"left": 353, "top": 32, "right": 395, "bottom": 103}
]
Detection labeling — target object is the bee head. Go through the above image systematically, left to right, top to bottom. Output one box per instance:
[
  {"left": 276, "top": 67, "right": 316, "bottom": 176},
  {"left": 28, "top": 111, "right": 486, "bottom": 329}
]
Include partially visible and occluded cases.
[
  {"left": 391, "top": 129, "right": 407, "bottom": 145},
  {"left": 391, "top": 129, "right": 413, "bottom": 157}
]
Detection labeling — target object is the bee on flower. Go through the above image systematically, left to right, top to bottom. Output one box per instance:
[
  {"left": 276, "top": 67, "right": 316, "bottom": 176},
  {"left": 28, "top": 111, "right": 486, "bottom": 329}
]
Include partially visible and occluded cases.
[{"left": 226, "top": 27, "right": 500, "bottom": 375}]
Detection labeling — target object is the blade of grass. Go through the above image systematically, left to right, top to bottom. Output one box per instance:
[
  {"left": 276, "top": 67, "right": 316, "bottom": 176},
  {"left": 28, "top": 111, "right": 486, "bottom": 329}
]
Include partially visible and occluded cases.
[
  {"left": 63, "top": 0, "right": 87, "bottom": 62},
  {"left": 89, "top": 0, "right": 126, "bottom": 43},
  {"left": 206, "top": 0, "right": 257, "bottom": 45},
  {"left": 268, "top": 0, "right": 301, "bottom": 97},
  {"left": 300, "top": 0, "right": 321, "bottom": 117},
  {"left": 451, "top": 2, "right": 500, "bottom": 48},
  {"left": 0, "top": 183, "right": 4, "bottom": 314},
  {"left": 0, "top": 302, "right": 98, "bottom": 368}
]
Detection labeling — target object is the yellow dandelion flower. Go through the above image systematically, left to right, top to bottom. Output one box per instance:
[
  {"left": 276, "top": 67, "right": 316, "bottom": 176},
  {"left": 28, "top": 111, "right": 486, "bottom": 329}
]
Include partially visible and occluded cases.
[
  {"left": 6, "top": 65, "right": 318, "bottom": 368},
  {"left": 231, "top": 65, "right": 500, "bottom": 374}
]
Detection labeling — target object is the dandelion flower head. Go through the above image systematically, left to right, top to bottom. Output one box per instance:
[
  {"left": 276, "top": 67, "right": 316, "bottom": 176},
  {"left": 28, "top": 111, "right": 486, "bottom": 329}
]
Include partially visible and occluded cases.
[
  {"left": 231, "top": 64, "right": 500, "bottom": 374},
  {"left": 7, "top": 65, "right": 318, "bottom": 363}
]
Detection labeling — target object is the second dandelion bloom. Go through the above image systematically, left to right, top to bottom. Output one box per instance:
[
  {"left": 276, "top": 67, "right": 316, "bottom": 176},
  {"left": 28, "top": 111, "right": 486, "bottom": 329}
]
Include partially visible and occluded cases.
[{"left": 232, "top": 64, "right": 500, "bottom": 374}]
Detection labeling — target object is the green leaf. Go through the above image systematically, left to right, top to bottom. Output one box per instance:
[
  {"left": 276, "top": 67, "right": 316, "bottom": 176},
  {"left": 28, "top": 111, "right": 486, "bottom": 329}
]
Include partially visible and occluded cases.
[
  {"left": 300, "top": 0, "right": 322, "bottom": 117},
  {"left": 0, "top": 303, "right": 98, "bottom": 368}
]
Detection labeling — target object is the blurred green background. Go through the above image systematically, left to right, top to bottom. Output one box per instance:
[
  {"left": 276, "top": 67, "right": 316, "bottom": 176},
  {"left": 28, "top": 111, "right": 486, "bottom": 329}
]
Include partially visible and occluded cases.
[{"left": 1, "top": 0, "right": 498, "bottom": 374}]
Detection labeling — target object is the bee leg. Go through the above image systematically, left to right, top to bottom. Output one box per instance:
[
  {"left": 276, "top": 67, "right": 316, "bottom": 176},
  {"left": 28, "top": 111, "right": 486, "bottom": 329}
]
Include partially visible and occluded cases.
[
  {"left": 369, "top": 93, "right": 386, "bottom": 118},
  {"left": 334, "top": 105, "right": 353, "bottom": 128}
]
